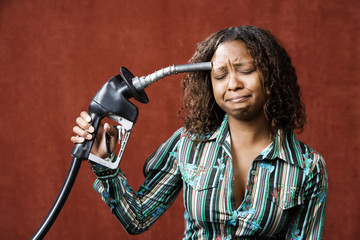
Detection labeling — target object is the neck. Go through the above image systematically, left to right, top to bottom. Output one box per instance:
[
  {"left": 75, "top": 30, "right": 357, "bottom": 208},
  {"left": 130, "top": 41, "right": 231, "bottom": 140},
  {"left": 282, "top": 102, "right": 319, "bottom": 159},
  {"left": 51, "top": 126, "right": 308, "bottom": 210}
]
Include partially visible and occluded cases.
[{"left": 228, "top": 113, "right": 273, "bottom": 147}]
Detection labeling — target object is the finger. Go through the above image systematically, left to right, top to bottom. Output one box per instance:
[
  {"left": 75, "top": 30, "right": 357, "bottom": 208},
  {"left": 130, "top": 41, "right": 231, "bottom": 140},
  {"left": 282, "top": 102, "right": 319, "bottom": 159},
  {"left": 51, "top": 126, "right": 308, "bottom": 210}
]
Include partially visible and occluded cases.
[
  {"left": 80, "top": 111, "right": 92, "bottom": 123},
  {"left": 76, "top": 116, "right": 95, "bottom": 133},
  {"left": 103, "top": 123, "right": 118, "bottom": 154},
  {"left": 104, "top": 123, "right": 118, "bottom": 138},
  {"left": 73, "top": 126, "right": 93, "bottom": 140},
  {"left": 70, "top": 136, "right": 85, "bottom": 143}
]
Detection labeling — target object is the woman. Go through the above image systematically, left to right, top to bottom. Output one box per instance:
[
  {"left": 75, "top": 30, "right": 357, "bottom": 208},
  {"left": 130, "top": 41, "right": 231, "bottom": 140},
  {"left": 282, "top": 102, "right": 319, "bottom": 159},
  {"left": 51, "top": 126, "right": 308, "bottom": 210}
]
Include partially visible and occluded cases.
[{"left": 71, "top": 26, "right": 327, "bottom": 239}]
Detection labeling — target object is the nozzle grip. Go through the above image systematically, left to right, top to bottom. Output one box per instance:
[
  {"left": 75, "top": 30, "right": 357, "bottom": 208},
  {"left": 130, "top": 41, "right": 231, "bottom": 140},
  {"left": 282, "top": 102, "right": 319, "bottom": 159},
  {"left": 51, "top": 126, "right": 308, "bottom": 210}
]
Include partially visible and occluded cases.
[{"left": 71, "top": 112, "right": 102, "bottom": 160}]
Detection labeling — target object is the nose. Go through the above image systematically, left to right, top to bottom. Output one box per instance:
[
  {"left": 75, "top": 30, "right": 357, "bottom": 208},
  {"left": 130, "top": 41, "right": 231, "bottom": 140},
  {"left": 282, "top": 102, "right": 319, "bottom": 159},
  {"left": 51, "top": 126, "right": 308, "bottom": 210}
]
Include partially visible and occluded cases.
[{"left": 227, "top": 72, "right": 244, "bottom": 91}]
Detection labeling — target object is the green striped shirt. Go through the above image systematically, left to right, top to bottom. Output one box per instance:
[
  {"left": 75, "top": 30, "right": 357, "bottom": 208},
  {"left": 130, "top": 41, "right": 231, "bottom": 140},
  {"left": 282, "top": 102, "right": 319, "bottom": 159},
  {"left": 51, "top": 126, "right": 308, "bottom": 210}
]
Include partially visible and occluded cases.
[{"left": 93, "top": 115, "right": 327, "bottom": 239}]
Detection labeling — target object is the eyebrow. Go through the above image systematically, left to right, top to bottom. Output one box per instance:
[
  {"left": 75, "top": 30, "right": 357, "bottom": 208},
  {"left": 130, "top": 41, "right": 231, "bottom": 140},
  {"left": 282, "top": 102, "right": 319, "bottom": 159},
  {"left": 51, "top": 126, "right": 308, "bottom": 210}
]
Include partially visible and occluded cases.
[
  {"left": 212, "top": 60, "right": 255, "bottom": 71},
  {"left": 232, "top": 60, "right": 254, "bottom": 66}
]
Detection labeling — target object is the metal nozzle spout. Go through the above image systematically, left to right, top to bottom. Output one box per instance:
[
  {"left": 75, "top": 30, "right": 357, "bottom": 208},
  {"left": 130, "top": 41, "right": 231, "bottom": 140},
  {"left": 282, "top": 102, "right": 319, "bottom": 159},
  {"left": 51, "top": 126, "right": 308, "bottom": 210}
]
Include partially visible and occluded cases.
[{"left": 132, "top": 62, "right": 212, "bottom": 91}]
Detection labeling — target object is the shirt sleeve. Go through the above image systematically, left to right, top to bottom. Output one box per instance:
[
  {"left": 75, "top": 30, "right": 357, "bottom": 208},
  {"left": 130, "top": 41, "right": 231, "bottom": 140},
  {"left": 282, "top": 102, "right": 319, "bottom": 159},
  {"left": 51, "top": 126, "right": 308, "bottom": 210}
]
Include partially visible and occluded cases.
[
  {"left": 92, "top": 128, "right": 183, "bottom": 234},
  {"left": 286, "top": 153, "right": 328, "bottom": 240}
]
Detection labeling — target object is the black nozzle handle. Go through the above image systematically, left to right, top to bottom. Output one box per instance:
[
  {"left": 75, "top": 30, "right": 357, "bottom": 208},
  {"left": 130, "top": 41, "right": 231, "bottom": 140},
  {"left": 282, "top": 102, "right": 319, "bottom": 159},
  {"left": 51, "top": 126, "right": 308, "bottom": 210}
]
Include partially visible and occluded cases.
[
  {"left": 32, "top": 74, "right": 141, "bottom": 239},
  {"left": 71, "top": 112, "right": 102, "bottom": 160}
]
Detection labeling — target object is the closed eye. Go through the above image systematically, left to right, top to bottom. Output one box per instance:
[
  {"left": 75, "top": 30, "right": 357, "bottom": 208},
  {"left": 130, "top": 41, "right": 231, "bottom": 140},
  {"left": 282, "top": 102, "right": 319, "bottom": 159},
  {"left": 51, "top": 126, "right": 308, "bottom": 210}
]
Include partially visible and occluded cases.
[
  {"left": 235, "top": 64, "right": 256, "bottom": 75},
  {"left": 241, "top": 69, "right": 256, "bottom": 75},
  {"left": 214, "top": 74, "right": 227, "bottom": 80}
]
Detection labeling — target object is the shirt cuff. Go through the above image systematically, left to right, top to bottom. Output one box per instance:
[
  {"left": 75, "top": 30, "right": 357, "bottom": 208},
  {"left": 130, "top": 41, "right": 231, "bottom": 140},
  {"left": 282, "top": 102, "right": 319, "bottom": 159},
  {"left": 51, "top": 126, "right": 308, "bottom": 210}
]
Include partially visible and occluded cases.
[{"left": 90, "top": 153, "right": 120, "bottom": 179}]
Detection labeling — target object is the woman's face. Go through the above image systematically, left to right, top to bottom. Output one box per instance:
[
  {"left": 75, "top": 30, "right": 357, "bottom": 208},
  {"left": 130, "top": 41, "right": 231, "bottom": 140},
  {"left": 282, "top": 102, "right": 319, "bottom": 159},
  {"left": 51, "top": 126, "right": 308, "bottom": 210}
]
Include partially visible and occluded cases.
[{"left": 210, "top": 40, "right": 267, "bottom": 122}]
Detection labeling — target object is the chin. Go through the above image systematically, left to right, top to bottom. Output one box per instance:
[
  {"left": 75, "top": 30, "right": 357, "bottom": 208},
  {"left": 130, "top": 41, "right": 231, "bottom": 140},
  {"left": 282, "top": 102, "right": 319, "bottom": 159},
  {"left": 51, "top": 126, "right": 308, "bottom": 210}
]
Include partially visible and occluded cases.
[{"left": 228, "top": 109, "right": 265, "bottom": 121}]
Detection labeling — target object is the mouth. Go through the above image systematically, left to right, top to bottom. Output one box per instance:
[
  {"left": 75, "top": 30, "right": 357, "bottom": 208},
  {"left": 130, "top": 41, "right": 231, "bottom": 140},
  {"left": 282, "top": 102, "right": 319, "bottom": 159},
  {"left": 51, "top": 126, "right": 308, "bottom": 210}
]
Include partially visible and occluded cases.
[{"left": 226, "top": 95, "right": 251, "bottom": 103}]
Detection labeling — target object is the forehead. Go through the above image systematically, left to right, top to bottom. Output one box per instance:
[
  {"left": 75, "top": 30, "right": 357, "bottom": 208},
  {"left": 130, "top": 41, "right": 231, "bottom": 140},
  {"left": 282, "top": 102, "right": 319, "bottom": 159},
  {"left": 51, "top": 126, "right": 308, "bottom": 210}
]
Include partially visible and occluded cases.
[{"left": 211, "top": 40, "right": 253, "bottom": 66}]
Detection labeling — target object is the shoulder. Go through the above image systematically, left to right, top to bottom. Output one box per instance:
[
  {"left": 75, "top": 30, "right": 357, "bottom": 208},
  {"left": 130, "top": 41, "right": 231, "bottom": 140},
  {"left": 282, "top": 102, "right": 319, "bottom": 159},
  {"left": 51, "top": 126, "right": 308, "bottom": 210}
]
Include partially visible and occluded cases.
[
  {"left": 163, "top": 127, "right": 186, "bottom": 143},
  {"left": 293, "top": 136, "right": 327, "bottom": 180}
]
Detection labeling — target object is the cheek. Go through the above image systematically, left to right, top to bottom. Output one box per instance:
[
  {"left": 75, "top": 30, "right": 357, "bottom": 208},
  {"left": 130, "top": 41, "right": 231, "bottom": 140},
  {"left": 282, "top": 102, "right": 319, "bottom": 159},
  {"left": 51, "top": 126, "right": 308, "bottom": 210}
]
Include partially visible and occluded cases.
[
  {"left": 252, "top": 76, "right": 266, "bottom": 98},
  {"left": 211, "top": 81, "right": 224, "bottom": 100}
]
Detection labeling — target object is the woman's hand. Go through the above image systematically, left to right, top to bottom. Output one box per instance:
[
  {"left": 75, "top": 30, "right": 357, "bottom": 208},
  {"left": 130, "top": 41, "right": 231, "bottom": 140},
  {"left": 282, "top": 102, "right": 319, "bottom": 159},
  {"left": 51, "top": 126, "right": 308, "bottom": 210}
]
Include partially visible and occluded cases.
[{"left": 71, "top": 111, "right": 118, "bottom": 159}]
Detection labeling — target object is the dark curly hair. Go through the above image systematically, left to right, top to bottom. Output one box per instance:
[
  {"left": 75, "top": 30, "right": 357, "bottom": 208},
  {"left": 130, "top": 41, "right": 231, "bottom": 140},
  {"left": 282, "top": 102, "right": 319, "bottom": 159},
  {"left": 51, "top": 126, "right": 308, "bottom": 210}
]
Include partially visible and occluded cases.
[{"left": 179, "top": 26, "right": 306, "bottom": 138}]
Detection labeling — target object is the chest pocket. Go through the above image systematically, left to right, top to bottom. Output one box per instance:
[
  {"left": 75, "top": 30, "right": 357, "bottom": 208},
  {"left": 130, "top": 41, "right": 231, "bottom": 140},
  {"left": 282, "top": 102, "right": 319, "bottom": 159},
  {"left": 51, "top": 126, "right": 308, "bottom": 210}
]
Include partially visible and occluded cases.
[
  {"left": 180, "top": 163, "right": 221, "bottom": 191},
  {"left": 269, "top": 185, "right": 304, "bottom": 210}
]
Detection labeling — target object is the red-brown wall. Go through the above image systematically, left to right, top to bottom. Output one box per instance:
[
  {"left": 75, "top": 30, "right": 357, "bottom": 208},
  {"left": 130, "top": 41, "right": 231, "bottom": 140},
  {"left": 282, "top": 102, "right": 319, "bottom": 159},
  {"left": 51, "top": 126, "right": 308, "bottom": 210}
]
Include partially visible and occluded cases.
[{"left": 0, "top": 0, "right": 359, "bottom": 239}]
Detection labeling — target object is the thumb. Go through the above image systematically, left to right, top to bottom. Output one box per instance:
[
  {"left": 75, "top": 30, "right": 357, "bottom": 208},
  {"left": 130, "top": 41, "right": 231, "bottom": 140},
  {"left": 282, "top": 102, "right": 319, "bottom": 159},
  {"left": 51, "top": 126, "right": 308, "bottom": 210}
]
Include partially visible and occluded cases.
[{"left": 104, "top": 123, "right": 118, "bottom": 138}]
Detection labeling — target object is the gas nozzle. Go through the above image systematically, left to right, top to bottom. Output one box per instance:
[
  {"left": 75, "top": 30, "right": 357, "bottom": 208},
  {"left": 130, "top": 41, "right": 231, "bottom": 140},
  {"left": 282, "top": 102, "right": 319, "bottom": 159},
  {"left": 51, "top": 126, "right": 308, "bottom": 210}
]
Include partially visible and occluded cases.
[
  {"left": 73, "top": 61, "right": 212, "bottom": 166},
  {"left": 84, "top": 61, "right": 212, "bottom": 169},
  {"left": 132, "top": 62, "right": 212, "bottom": 91}
]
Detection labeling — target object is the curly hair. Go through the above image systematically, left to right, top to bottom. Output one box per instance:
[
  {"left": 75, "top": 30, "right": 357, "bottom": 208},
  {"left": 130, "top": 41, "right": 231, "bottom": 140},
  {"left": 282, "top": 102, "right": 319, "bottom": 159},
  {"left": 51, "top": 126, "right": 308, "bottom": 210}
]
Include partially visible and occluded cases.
[{"left": 179, "top": 26, "right": 306, "bottom": 138}]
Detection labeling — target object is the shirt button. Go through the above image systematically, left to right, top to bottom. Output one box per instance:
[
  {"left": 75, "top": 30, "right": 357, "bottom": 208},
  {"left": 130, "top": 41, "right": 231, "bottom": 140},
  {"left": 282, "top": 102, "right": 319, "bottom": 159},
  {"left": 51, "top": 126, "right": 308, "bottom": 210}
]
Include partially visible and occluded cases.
[
  {"left": 251, "top": 170, "right": 256, "bottom": 175},
  {"left": 246, "top": 195, "right": 252, "bottom": 201}
]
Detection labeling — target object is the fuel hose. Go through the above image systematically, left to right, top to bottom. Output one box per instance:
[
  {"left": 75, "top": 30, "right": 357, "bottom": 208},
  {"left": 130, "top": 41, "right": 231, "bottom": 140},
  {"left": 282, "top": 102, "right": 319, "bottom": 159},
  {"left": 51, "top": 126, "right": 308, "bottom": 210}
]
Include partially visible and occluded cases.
[{"left": 31, "top": 158, "right": 82, "bottom": 239}]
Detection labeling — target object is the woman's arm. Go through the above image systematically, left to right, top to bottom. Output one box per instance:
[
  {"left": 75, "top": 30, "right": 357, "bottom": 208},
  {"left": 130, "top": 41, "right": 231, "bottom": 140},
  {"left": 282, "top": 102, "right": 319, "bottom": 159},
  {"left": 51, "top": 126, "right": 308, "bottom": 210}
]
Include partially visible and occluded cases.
[
  {"left": 71, "top": 112, "right": 183, "bottom": 234},
  {"left": 92, "top": 129, "right": 183, "bottom": 234}
]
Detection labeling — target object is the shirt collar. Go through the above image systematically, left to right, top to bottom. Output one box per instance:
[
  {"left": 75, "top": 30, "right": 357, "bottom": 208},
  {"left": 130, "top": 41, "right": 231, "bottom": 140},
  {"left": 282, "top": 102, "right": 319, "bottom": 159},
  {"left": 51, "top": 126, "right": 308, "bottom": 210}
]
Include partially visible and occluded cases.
[
  {"left": 203, "top": 114, "right": 229, "bottom": 142},
  {"left": 204, "top": 115, "right": 305, "bottom": 169},
  {"left": 260, "top": 131, "right": 305, "bottom": 169}
]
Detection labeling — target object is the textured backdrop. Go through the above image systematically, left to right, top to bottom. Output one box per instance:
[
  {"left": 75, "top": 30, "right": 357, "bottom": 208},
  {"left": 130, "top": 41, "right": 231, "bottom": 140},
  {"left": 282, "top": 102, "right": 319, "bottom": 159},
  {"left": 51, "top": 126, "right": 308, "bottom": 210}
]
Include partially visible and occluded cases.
[{"left": 0, "top": 0, "right": 359, "bottom": 239}]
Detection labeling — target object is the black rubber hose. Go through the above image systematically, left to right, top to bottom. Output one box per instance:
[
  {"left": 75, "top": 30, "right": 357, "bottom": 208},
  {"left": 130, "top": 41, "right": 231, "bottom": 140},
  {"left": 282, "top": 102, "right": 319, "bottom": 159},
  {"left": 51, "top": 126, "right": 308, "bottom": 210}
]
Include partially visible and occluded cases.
[{"left": 31, "top": 157, "right": 82, "bottom": 239}]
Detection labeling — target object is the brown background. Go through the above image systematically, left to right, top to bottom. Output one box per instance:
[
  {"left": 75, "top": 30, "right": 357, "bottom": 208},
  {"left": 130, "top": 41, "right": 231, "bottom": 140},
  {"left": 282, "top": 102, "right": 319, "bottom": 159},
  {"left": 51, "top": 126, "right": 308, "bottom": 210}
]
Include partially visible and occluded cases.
[{"left": 0, "top": 0, "right": 359, "bottom": 239}]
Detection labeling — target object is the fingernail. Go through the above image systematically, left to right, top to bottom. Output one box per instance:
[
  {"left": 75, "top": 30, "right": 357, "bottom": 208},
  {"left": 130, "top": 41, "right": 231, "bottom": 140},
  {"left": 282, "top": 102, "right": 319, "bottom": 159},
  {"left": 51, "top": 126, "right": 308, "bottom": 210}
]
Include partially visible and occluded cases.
[
  {"left": 85, "top": 115, "right": 91, "bottom": 122},
  {"left": 89, "top": 126, "right": 95, "bottom": 133},
  {"left": 86, "top": 134, "right": 92, "bottom": 140},
  {"left": 78, "top": 137, "right": 85, "bottom": 142}
]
